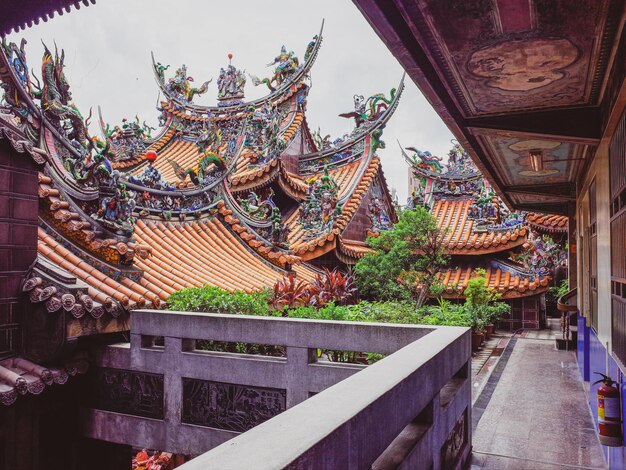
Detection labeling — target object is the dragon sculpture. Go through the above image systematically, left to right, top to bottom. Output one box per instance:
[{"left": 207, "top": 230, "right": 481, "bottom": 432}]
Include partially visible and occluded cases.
[
  {"left": 0, "top": 38, "right": 39, "bottom": 141},
  {"left": 34, "top": 44, "right": 89, "bottom": 149},
  {"left": 164, "top": 64, "right": 212, "bottom": 103},
  {"left": 339, "top": 88, "right": 397, "bottom": 128},
  {"left": 169, "top": 123, "right": 226, "bottom": 186},
  {"left": 405, "top": 147, "right": 443, "bottom": 173},
  {"left": 237, "top": 190, "right": 275, "bottom": 220}
]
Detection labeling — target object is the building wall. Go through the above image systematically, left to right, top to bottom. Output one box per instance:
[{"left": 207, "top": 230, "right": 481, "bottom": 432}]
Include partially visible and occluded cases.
[
  {"left": 576, "top": 83, "right": 626, "bottom": 468},
  {"left": 0, "top": 139, "right": 39, "bottom": 359},
  {"left": 578, "top": 140, "right": 612, "bottom": 343},
  {"left": 407, "top": 166, "right": 419, "bottom": 198}
]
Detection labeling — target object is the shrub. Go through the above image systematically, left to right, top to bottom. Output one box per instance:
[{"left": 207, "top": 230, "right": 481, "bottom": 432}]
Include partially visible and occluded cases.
[
  {"left": 355, "top": 207, "right": 448, "bottom": 306},
  {"left": 312, "top": 268, "right": 357, "bottom": 306},
  {"left": 272, "top": 269, "right": 358, "bottom": 310},
  {"left": 461, "top": 269, "right": 510, "bottom": 331},
  {"left": 272, "top": 274, "right": 314, "bottom": 310},
  {"left": 167, "top": 285, "right": 273, "bottom": 316},
  {"left": 420, "top": 299, "right": 471, "bottom": 327},
  {"left": 354, "top": 301, "right": 422, "bottom": 324}
]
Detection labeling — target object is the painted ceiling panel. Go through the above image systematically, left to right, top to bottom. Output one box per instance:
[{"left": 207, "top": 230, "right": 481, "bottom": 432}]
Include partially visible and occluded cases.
[{"left": 406, "top": 0, "right": 611, "bottom": 115}]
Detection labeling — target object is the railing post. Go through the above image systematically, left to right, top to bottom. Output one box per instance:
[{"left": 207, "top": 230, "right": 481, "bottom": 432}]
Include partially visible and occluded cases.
[
  {"left": 130, "top": 333, "right": 143, "bottom": 368},
  {"left": 164, "top": 336, "right": 183, "bottom": 450},
  {"left": 286, "top": 346, "right": 316, "bottom": 407}
]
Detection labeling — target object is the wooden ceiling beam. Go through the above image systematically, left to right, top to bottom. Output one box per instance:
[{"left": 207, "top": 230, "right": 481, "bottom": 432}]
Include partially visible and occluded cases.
[
  {"left": 465, "top": 106, "right": 602, "bottom": 143},
  {"left": 502, "top": 182, "right": 576, "bottom": 199},
  {"left": 513, "top": 201, "right": 576, "bottom": 217}
]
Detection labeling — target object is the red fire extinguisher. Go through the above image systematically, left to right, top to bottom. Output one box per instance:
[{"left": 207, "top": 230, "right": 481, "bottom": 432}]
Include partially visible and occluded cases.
[{"left": 594, "top": 373, "right": 623, "bottom": 446}]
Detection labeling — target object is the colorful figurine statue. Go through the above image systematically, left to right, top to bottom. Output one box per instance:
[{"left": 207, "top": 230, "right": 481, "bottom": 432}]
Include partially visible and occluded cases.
[
  {"left": 33, "top": 44, "right": 89, "bottom": 149},
  {"left": 250, "top": 45, "right": 299, "bottom": 91},
  {"left": 217, "top": 55, "right": 246, "bottom": 106},
  {"left": 165, "top": 64, "right": 212, "bottom": 103},
  {"left": 339, "top": 88, "right": 397, "bottom": 128},
  {"left": 300, "top": 169, "right": 341, "bottom": 239},
  {"left": 95, "top": 180, "right": 137, "bottom": 234},
  {"left": 238, "top": 189, "right": 275, "bottom": 221}
]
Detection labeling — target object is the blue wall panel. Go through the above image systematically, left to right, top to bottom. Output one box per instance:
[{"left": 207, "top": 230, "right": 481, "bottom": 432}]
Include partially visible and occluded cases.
[{"left": 584, "top": 326, "right": 626, "bottom": 467}]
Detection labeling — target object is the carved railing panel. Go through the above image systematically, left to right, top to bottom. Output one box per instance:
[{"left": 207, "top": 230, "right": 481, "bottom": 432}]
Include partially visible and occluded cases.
[
  {"left": 91, "top": 367, "right": 164, "bottom": 419},
  {"left": 181, "top": 378, "right": 286, "bottom": 432}
]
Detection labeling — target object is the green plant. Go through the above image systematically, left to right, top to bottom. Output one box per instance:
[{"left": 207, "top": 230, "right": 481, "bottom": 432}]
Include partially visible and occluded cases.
[
  {"left": 355, "top": 207, "right": 448, "bottom": 307},
  {"left": 312, "top": 268, "right": 357, "bottom": 306},
  {"left": 461, "top": 269, "right": 510, "bottom": 331},
  {"left": 272, "top": 274, "right": 314, "bottom": 310},
  {"left": 546, "top": 278, "right": 568, "bottom": 303},
  {"left": 167, "top": 285, "right": 273, "bottom": 316},
  {"left": 420, "top": 299, "right": 471, "bottom": 327}
]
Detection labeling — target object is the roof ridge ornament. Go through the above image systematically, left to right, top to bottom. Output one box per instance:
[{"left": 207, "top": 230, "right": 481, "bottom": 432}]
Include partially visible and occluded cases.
[{"left": 217, "top": 53, "right": 246, "bottom": 106}]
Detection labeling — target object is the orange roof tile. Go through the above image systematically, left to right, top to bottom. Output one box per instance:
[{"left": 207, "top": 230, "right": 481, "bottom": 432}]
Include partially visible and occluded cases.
[
  {"left": 112, "top": 127, "right": 177, "bottom": 170},
  {"left": 289, "top": 157, "right": 381, "bottom": 259},
  {"left": 38, "top": 174, "right": 151, "bottom": 263},
  {"left": 432, "top": 199, "right": 528, "bottom": 254},
  {"left": 526, "top": 213, "right": 568, "bottom": 233},
  {"left": 133, "top": 218, "right": 317, "bottom": 294},
  {"left": 37, "top": 228, "right": 157, "bottom": 312},
  {"left": 437, "top": 266, "right": 550, "bottom": 299}
]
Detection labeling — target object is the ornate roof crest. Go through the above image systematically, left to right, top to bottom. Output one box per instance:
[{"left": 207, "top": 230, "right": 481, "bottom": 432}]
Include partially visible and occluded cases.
[{"left": 217, "top": 54, "right": 246, "bottom": 106}]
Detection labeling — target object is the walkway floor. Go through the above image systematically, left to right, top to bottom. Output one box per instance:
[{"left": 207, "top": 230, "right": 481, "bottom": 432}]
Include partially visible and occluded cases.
[
  {"left": 471, "top": 333, "right": 607, "bottom": 469},
  {"left": 472, "top": 333, "right": 512, "bottom": 403}
]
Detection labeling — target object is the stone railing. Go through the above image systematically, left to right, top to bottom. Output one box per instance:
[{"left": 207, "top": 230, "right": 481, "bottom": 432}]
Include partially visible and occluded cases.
[{"left": 82, "top": 310, "right": 471, "bottom": 469}]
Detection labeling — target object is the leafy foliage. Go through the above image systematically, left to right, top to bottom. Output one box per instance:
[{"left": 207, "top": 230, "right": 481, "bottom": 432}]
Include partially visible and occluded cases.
[
  {"left": 355, "top": 207, "right": 448, "bottom": 307},
  {"left": 271, "top": 268, "right": 357, "bottom": 310},
  {"left": 311, "top": 268, "right": 358, "bottom": 306},
  {"left": 460, "top": 269, "right": 509, "bottom": 330},
  {"left": 272, "top": 274, "right": 313, "bottom": 310},
  {"left": 546, "top": 279, "right": 570, "bottom": 303},
  {"left": 167, "top": 285, "right": 273, "bottom": 316},
  {"left": 419, "top": 299, "right": 471, "bottom": 327},
  {"left": 195, "top": 339, "right": 285, "bottom": 357}
]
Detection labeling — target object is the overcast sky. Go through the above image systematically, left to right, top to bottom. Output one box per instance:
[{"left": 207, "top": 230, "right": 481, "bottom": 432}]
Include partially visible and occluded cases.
[{"left": 8, "top": 0, "right": 454, "bottom": 201}]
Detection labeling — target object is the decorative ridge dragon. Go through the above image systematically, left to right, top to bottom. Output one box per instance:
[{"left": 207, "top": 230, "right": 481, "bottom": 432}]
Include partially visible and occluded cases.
[
  {"left": 150, "top": 20, "right": 324, "bottom": 115},
  {"left": 34, "top": 43, "right": 89, "bottom": 149},
  {"left": 299, "top": 74, "right": 405, "bottom": 169}
]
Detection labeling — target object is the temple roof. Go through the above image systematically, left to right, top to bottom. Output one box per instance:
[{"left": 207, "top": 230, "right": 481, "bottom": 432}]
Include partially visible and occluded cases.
[
  {"left": 0, "top": 0, "right": 96, "bottom": 36},
  {"left": 150, "top": 21, "right": 324, "bottom": 116},
  {"left": 0, "top": 26, "right": 401, "bottom": 335},
  {"left": 404, "top": 142, "right": 557, "bottom": 297},
  {"left": 432, "top": 199, "right": 528, "bottom": 255},
  {"left": 526, "top": 213, "right": 569, "bottom": 234},
  {"left": 438, "top": 265, "right": 550, "bottom": 300},
  {"left": 0, "top": 356, "right": 87, "bottom": 406}
]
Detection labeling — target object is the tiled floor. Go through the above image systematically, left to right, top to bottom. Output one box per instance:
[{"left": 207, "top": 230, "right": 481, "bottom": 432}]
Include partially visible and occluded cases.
[
  {"left": 472, "top": 333, "right": 512, "bottom": 403},
  {"left": 471, "top": 334, "right": 607, "bottom": 469}
]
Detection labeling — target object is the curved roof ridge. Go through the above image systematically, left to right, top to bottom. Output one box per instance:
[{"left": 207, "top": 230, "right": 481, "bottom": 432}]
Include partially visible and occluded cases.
[
  {"left": 150, "top": 21, "right": 324, "bottom": 115},
  {"left": 299, "top": 74, "right": 405, "bottom": 175}
]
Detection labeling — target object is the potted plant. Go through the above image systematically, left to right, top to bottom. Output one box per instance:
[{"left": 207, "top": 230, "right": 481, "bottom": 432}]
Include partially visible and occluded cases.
[
  {"left": 463, "top": 270, "right": 510, "bottom": 348},
  {"left": 468, "top": 305, "right": 487, "bottom": 350}
]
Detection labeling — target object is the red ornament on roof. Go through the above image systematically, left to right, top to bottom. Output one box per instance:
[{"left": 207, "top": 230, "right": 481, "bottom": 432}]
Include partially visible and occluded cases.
[
  {"left": 228, "top": 53, "right": 233, "bottom": 60},
  {"left": 145, "top": 150, "right": 158, "bottom": 162}
]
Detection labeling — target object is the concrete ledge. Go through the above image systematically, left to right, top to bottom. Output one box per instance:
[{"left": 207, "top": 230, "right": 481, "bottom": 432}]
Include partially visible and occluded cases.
[
  {"left": 133, "top": 309, "right": 434, "bottom": 354},
  {"left": 83, "top": 311, "right": 471, "bottom": 466},
  {"left": 178, "top": 326, "right": 470, "bottom": 469}
]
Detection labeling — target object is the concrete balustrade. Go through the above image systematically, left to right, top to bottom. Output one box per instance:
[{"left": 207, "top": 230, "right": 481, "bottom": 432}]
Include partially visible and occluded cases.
[{"left": 82, "top": 309, "right": 471, "bottom": 469}]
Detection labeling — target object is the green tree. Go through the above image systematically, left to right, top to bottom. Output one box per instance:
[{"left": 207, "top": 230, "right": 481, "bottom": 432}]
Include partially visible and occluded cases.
[{"left": 355, "top": 206, "right": 448, "bottom": 307}]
